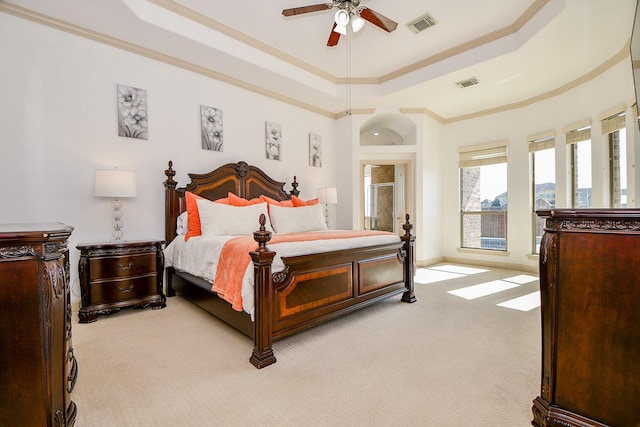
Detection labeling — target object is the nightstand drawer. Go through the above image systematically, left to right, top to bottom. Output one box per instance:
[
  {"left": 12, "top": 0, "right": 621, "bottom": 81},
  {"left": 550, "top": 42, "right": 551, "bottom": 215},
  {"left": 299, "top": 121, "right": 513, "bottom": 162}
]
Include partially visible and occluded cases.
[
  {"left": 89, "top": 253, "right": 156, "bottom": 280},
  {"left": 90, "top": 275, "right": 157, "bottom": 304}
]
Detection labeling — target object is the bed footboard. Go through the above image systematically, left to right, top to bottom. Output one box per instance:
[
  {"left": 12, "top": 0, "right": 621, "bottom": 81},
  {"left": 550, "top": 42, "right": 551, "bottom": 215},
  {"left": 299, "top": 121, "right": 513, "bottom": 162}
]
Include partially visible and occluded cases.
[{"left": 249, "top": 214, "right": 416, "bottom": 369}]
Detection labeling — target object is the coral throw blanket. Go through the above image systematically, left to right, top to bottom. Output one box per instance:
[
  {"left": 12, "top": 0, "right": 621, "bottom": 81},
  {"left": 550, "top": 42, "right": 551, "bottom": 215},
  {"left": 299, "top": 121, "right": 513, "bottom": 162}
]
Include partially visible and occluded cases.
[{"left": 212, "top": 230, "right": 392, "bottom": 311}]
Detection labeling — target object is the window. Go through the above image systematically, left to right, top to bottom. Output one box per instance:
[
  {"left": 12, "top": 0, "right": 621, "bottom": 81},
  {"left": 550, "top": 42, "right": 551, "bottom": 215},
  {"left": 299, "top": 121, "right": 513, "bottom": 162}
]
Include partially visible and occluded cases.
[
  {"left": 601, "top": 111, "right": 627, "bottom": 207},
  {"left": 566, "top": 124, "right": 592, "bottom": 208},
  {"left": 529, "top": 134, "right": 555, "bottom": 254},
  {"left": 459, "top": 143, "right": 508, "bottom": 251}
]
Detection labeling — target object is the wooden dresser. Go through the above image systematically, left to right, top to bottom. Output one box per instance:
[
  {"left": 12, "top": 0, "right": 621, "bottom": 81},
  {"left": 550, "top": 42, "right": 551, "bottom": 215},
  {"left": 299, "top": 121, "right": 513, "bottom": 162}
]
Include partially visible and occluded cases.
[
  {"left": 533, "top": 209, "right": 640, "bottom": 427},
  {"left": 0, "top": 223, "right": 77, "bottom": 426},
  {"left": 77, "top": 240, "right": 165, "bottom": 322}
]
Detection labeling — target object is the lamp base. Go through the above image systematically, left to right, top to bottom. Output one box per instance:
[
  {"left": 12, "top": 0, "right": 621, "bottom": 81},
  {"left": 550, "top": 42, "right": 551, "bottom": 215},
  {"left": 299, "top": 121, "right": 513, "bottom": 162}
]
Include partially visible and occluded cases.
[
  {"left": 111, "top": 198, "right": 126, "bottom": 242},
  {"left": 324, "top": 203, "right": 330, "bottom": 229}
]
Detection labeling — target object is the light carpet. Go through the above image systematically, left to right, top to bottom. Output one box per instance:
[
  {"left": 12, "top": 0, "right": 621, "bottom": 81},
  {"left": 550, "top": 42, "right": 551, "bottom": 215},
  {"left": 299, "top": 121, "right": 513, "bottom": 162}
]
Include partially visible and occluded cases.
[{"left": 71, "top": 264, "right": 541, "bottom": 426}]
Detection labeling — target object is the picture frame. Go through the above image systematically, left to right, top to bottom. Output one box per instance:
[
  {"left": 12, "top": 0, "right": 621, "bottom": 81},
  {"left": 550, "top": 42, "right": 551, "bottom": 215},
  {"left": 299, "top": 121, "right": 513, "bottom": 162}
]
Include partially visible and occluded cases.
[
  {"left": 117, "top": 84, "right": 148, "bottom": 140},
  {"left": 201, "top": 105, "right": 223, "bottom": 151},
  {"left": 265, "top": 121, "right": 281, "bottom": 160},
  {"left": 309, "top": 133, "right": 322, "bottom": 167}
]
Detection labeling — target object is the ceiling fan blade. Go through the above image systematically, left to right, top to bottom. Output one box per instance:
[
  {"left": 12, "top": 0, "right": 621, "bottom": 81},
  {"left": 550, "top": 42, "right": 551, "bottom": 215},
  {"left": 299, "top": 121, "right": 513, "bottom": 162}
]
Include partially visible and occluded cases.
[
  {"left": 282, "top": 3, "right": 332, "bottom": 17},
  {"left": 359, "top": 7, "right": 398, "bottom": 33},
  {"left": 327, "top": 22, "right": 341, "bottom": 46}
]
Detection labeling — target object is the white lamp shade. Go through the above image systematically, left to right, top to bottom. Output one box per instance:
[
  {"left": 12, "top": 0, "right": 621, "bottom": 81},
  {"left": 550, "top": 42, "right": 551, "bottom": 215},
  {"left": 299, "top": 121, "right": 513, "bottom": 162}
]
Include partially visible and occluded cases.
[
  {"left": 334, "top": 9, "right": 350, "bottom": 26},
  {"left": 334, "top": 9, "right": 349, "bottom": 35},
  {"left": 351, "top": 15, "right": 365, "bottom": 32},
  {"left": 334, "top": 24, "right": 347, "bottom": 35},
  {"left": 94, "top": 169, "right": 137, "bottom": 198},
  {"left": 317, "top": 187, "right": 338, "bottom": 204}
]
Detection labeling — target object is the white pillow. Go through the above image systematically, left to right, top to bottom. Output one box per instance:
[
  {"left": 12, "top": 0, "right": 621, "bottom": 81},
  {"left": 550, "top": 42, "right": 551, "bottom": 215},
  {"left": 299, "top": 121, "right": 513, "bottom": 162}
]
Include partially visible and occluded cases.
[
  {"left": 196, "top": 199, "right": 273, "bottom": 236},
  {"left": 268, "top": 204, "right": 328, "bottom": 233},
  {"left": 176, "top": 211, "right": 188, "bottom": 235}
]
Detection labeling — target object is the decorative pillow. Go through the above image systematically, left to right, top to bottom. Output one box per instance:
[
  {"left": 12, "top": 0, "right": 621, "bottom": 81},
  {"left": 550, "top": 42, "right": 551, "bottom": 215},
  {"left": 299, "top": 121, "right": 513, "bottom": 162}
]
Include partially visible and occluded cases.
[
  {"left": 184, "top": 191, "right": 204, "bottom": 240},
  {"left": 184, "top": 191, "right": 233, "bottom": 240},
  {"left": 227, "top": 192, "right": 263, "bottom": 206},
  {"left": 260, "top": 195, "right": 294, "bottom": 207},
  {"left": 291, "top": 195, "right": 319, "bottom": 207},
  {"left": 196, "top": 199, "right": 273, "bottom": 236},
  {"left": 268, "top": 204, "right": 327, "bottom": 233},
  {"left": 176, "top": 211, "right": 188, "bottom": 235}
]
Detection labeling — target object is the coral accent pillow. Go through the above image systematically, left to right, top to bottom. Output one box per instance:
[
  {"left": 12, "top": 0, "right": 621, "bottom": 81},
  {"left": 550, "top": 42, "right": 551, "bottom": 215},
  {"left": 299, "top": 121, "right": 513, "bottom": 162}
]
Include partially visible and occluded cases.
[
  {"left": 184, "top": 191, "right": 205, "bottom": 241},
  {"left": 227, "top": 192, "right": 263, "bottom": 206},
  {"left": 260, "top": 195, "right": 294, "bottom": 207},
  {"left": 291, "top": 195, "right": 319, "bottom": 207}
]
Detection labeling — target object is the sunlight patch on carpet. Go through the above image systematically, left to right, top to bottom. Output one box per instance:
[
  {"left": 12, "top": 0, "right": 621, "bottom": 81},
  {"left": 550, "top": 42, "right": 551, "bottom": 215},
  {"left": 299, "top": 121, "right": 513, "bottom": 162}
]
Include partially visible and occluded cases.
[
  {"left": 429, "top": 264, "right": 488, "bottom": 275},
  {"left": 415, "top": 268, "right": 464, "bottom": 284},
  {"left": 502, "top": 274, "right": 538, "bottom": 285},
  {"left": 448, "top": 280, "right": 520, "bottom": 300},
  {"left": 497, "top": 291, "right": 541, "bottom": 311}
]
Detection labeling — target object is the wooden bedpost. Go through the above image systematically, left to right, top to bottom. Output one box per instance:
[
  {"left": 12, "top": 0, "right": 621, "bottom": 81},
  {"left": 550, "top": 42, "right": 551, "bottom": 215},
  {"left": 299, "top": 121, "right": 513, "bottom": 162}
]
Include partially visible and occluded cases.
[
  {"left": 164, "top": 161, "right": 179, "bottom": 297},
  {"left": 164, "top": 161, "right": 179, "bottom": 244},
  {"left": 400, "top": 213, "right": 417, "bottom": 303},
  {"left": 249, "top": 214, "right": 277, "bottom": 369}
]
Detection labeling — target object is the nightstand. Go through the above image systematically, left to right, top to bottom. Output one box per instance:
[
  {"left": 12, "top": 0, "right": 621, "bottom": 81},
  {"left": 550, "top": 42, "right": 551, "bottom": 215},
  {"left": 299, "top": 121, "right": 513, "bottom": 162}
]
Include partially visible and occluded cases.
[{"left": 77, "top": 240, "right": 166, "bottom": 323}]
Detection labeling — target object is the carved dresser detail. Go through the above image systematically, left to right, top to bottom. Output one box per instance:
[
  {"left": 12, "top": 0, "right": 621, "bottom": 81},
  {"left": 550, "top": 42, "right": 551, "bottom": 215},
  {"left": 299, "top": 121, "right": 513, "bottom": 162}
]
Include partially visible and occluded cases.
[
  {"left": 533, "top": 209, "right": 640, "bottom": 427},
  {"left": 0, "top": 223, "right": 77, "bottom": 426}
]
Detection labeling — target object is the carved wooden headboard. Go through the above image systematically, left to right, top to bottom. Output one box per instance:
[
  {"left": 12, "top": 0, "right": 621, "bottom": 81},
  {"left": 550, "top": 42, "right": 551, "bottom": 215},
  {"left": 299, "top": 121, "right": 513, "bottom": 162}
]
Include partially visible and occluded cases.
[{"left": 163, "top": 160, "right": 299, "bottom": 243}]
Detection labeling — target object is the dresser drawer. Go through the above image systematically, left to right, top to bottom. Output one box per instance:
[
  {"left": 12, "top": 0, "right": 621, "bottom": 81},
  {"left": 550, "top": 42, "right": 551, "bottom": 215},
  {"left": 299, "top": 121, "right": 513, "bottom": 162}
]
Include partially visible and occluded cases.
[
  {"left": 89, "top": 253, "right": 156, "bottom": 280},
  {"left": 90, "top": 275, "right": 157, "bottom": 304}
]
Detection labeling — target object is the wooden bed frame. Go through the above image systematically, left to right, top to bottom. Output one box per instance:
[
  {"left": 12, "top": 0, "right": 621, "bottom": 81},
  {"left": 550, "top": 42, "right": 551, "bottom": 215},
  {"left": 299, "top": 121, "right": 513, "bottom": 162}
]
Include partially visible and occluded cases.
[{"left": 163, "top": 160, "right": 416, "bottom": 369}]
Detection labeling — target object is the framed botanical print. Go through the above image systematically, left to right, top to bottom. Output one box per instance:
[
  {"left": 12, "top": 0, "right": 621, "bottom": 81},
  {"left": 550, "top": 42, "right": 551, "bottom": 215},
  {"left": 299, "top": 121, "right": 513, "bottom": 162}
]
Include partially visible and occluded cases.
[
  {"left": 117, "top": 84, "right": 148, "bottom": 140},
  {"left": 201, "top": 105, "right": 223, "bottom": 151},
  {"left": 265, "top": 121, "right": 281, "bottom": 160},
  {"left": 309, "top": 133, "right": 322, "bottom": 167}
]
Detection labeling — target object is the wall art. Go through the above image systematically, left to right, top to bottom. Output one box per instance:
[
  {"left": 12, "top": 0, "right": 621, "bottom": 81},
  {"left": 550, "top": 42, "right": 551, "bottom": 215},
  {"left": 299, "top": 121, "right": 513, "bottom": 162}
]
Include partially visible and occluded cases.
[
  {"left": 117, "top": 84, "right": 148, "bottom": 140},
  {"left": 201, "top": 105, "right": 223, "bottom": 151},
  {"left": 265, "top": 121, "right": 281, "bottom": 160},
  {"left": 309, "top": 133, "right": 322, "bottom": 167}
]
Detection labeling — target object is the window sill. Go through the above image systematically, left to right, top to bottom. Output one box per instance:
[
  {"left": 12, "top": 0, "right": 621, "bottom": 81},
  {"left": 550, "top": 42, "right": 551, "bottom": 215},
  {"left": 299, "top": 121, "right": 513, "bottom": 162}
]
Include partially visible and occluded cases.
[{"left": 456, "top": 247, "right": 510, "bottom": 257}]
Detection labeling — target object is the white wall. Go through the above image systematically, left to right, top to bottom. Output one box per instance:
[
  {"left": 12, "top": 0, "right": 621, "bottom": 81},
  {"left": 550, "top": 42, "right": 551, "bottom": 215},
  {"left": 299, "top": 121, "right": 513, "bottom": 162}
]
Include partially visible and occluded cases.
[
  {"left": 2, "top": 11, "right": 636, "bottom": 298},
  {"left": 0, "top": 14, "right": 341, "bottom": 301},
  {"left": 439, "top": 58, "right": 636, "bottom": 271}
]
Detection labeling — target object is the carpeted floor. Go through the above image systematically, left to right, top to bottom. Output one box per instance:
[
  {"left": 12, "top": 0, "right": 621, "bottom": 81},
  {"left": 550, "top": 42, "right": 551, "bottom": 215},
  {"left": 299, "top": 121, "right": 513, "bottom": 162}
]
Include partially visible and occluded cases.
[{"left": 71, "top": 263, "right": 541, "bottom": 426}]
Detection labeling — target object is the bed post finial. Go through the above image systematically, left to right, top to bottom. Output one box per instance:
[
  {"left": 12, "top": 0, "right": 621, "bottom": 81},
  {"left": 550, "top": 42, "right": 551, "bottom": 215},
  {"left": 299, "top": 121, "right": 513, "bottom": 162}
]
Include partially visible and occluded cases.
[
  {"left": 165, "top": 160, "right": 176, "bottom": 186},
  {"left": 289, "top": 176, "right": 300, "bottom": 197},
  {"left": 401, "top": 213, "right": 417, "bottom": 303},
  {"left": 402, "top": 213, "right": 413, "bottom": 237},
  {"left": 253, "top": 214, "right": 272, "bottom": 251}
]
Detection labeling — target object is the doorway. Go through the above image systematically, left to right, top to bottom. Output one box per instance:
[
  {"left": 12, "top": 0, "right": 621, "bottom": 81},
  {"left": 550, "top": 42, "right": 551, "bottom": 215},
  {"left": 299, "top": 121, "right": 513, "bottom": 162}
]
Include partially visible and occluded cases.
[{"left": 361, "top": 161, "right": 410, "bottom": 233}]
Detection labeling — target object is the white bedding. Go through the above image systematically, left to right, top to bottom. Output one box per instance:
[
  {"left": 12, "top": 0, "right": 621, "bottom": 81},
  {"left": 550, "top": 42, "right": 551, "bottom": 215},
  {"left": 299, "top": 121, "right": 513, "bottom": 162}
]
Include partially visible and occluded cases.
[{"left": 164, "top": 231, "right": 401, "bottom": 318}]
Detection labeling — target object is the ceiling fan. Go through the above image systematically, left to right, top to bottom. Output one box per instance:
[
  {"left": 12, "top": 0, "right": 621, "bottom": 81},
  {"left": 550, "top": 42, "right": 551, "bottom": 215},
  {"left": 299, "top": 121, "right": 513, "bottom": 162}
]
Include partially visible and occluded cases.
[{"left": 282, "top": 0, "right": 398, "bottom": 47}]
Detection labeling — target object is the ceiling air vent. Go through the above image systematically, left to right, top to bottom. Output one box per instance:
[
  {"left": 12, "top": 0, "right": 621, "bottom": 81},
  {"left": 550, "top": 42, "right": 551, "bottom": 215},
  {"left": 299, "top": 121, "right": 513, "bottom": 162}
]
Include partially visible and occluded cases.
[
  {"left": 407, "top": 12, "right": 437, "bottom": 34},
  {"left": 455, "top": 77, "right": 480, "bottom": 88}
]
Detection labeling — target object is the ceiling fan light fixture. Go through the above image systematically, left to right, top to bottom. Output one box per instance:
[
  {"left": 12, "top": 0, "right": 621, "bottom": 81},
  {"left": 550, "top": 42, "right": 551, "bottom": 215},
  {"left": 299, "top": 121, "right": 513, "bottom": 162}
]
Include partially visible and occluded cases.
[
  {"left": 335, "top": 9, "right": 349, "bottom": 26},
  {"left": 351, "top": 15, "right": 365, "bottom": 32},
  {"left": 334, "top": 24, "right": 348, "bottom": 35}
]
